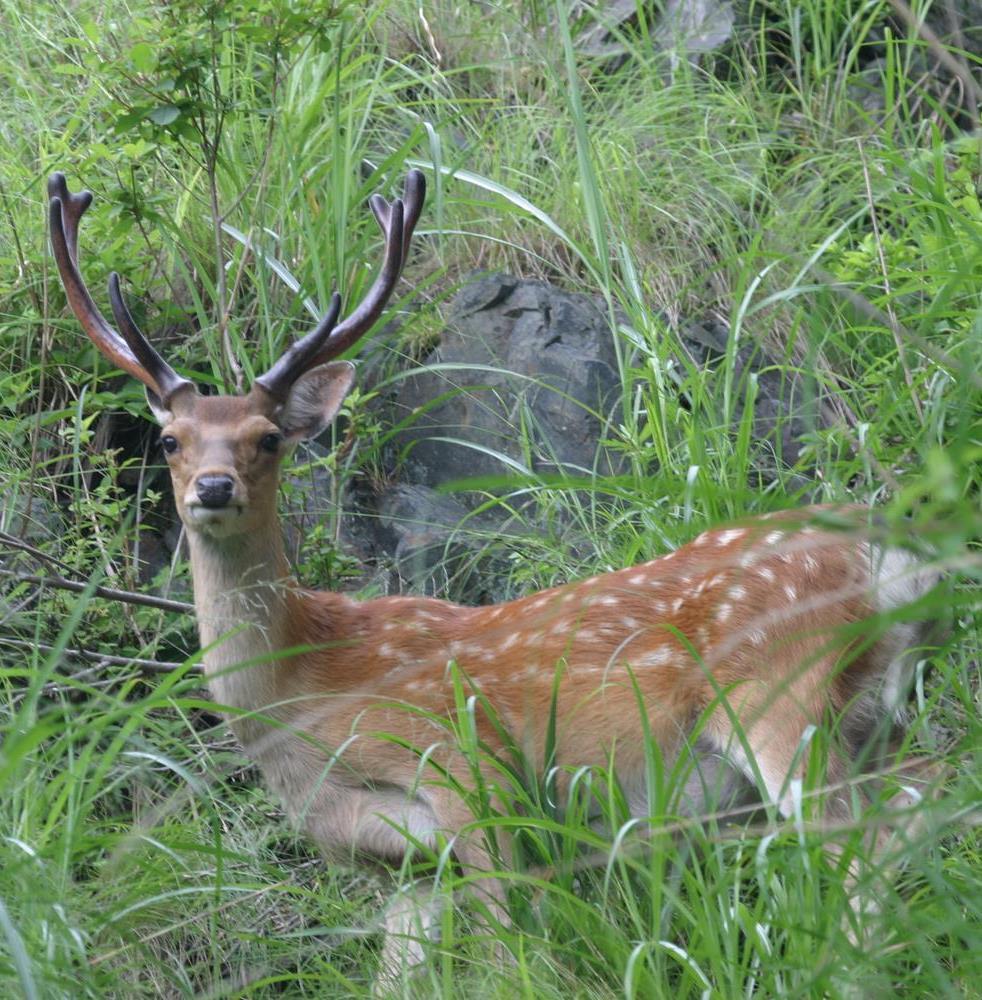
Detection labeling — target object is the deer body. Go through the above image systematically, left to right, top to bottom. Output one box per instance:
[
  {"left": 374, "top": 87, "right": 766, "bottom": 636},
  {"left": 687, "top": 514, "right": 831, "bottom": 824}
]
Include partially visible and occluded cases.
[
  {"left": 48, "top": 169, "right": 943, "bottom": 984},
  {"left": 189, "top": 492, "right": 933, "bottom": 834}
]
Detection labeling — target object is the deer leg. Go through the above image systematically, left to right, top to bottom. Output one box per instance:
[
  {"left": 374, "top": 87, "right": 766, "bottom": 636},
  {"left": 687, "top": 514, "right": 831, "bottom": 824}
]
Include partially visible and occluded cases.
[
  {"left": 705, "top": 687, "right": 946, "bottom": 953},
  {"left": 307, "top": 784, "right": 511, "bottom": 984},
  {"left": 426, "top": 789, "right": 513, "bottom": 962},
  {"left": 375, "top": 880, "right": 444, "bottom": 995}
]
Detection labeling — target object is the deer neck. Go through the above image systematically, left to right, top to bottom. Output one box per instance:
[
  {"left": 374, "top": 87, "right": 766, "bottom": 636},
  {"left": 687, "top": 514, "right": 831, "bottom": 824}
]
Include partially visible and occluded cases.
[{"left": 185, "top": 523, "right": 298, "bottom": 715}]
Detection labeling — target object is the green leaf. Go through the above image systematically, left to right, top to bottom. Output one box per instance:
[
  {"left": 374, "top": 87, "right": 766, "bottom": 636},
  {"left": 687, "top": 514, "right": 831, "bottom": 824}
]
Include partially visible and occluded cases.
[
  {"left": 130, "top": 42, "right": 156, "bottom": 74},
  {"left": 147, "top": 104, "right": 181, "bottom": 126},
  {"left": 114, "top": 106, "right": 151, "bottom": 133}
]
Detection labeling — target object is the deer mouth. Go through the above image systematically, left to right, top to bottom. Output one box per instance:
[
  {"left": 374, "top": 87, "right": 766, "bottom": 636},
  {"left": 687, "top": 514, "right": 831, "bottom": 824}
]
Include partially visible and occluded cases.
[{"left": 185, "top": 503, "right": 246, "bottom": 530}]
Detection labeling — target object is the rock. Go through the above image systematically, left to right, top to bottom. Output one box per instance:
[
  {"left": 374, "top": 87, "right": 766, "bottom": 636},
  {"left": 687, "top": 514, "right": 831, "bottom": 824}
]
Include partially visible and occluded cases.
[
  {"left": 576, "top": 0, "right": 734, "bottom": 70},
  {"left": 388, "top": 273, "right": 625, "bottom": 489},
  {"left": 376, "top": 484, "right": 503, "bottom": 601},
  {"left": 0, "top": 491, "right": 63, "bottom": 547}
]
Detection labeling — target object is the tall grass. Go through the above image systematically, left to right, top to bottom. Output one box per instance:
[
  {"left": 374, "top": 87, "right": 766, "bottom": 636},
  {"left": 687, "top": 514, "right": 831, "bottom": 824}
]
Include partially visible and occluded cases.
[{"left": 1, "top": 0, "right": 979, "bottom": 995}]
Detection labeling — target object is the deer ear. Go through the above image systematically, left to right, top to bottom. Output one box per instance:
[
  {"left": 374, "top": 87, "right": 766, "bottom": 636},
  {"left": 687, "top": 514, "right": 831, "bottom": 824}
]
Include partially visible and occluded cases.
[
  {"left": 278, "top": 361, "right": 356, "bottom": 442},
  {"left": 146, "top": 382, "right": 196, "bottom": 426},
  {"left": 145, "top": 385, "right": 173, "bottom": 426}
]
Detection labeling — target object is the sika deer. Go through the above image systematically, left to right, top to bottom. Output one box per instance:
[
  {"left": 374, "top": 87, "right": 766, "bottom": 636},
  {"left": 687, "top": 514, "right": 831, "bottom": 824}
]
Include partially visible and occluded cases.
[{"left": 48, "top": 169, "right": 945, "bottom": 985}]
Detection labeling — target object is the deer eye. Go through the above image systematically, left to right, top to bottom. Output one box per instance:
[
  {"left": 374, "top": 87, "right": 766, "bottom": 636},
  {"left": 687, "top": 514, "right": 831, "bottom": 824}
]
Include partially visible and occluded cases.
[
  {"left": 259, "top": 433, "right": 282, "bottom": 454},
  {"left": 161, "top": 435, "right": 179, "bottom": 455}
]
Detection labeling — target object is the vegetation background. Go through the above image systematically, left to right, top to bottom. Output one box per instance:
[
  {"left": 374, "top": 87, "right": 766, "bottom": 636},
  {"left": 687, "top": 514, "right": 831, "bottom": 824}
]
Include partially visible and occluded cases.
[{"left": 0, "top": 0, "right": 980, "bottom": 996}]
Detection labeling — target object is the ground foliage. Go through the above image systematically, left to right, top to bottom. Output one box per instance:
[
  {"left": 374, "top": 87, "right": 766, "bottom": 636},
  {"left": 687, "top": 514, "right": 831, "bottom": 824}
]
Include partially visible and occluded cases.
[{"left": 0, "top": 0, "right": 980, "bottom": 996}]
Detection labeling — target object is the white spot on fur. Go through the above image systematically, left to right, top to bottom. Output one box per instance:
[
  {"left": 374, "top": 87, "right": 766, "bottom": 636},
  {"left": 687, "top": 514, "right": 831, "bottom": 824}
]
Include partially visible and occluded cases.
[
  {"left": 717, "top": 529, "right": 745, "bottom": 545},
  {"left": 765, "top": 531, "right": 784, "bottom": 546},
  {"left": 803, "top": 555, "right": 818, "bottom": 574},
  {"left": 758, "top": 566, "right": 775, "bottom": 582},
  {"left": 628, "top": 573, "right": 647, "bottom": 585},
  {"left": 784, "top": 584, "right": 797, "bottom": 601},
  {"left": 728, "top": 585, "right": 747, "bottom": 602},
  {"left": 598, "top": 595, "right": 621, "bottom": 607},
  {"left": 671, "top": 598, "right": 683, "bottom": 613},
  {"left": 717, "top": 603, "right": 733, "bottom": 623},
  {"left": 379, "top": 643, "right": 396, "bottom": 659},
  {"left": 452, "top": 643, "right": 486, "bottom": 660},
  {"left": 636, "top": 647, "right": 673, "bottom": 668}
]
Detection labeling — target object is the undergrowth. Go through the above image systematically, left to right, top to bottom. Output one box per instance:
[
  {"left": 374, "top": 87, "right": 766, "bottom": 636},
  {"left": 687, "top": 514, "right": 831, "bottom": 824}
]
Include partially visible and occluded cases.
[{"left": 1, "top": 0, "right": 980, "bottom": 996}]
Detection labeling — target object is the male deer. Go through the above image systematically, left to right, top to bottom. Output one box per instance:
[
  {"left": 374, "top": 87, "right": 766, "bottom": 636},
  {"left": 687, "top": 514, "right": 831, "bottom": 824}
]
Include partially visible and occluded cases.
[{"left": 49, "top": 169, "right": 944, "bottom": 984}]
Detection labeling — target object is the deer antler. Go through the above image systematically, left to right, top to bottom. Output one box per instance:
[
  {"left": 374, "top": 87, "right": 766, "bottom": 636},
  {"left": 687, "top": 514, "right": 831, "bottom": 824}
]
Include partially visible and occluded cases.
[
  {"left": 49, "top": 169, "right": 425, "bottom": 405},
  {"left": 254, "top": 169, "right": 426, "bottom": 401},
  {"left": 47, "top": 173, "right": 194, "bottom": 406}
]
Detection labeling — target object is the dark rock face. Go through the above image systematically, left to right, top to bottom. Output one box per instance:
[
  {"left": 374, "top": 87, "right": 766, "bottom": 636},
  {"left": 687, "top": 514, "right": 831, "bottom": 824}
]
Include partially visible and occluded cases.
[{"left": 389, "top": 274, "right": 625, "bottom": 487}]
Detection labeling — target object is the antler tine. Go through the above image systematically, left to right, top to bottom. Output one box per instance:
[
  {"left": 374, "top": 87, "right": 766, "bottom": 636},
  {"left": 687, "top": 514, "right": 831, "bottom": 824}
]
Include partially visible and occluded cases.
[
  {"left": 397, "top": 168, "right": 426, "bottom": 268},
  {"left": 254, "top": 169, "right": 425, "bottom": 401},
  {"left": 305, "top": 170, "right": 425, "bottom": 367},
  {"left": 48, "top": 173, "right": 193, "bottom": 405},
  {"left": 308, "top": 193, "right": 405, "bottom": 364},
  {"left": 108, "top": 273, "right": 195, "bottom": 404},
  {"left": 252, "top": 291, "right": 343, "bottom": 400}
]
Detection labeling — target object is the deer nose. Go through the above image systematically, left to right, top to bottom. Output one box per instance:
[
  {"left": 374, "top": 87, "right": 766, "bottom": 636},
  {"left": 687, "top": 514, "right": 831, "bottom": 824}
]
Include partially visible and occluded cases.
[{"left": 195, "top": 474, "right": 235, "bottom": 508}]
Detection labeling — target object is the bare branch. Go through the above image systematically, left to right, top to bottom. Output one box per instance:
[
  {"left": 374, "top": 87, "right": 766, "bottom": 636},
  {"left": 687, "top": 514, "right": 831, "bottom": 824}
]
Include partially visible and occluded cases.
[
  {"left": 887, "top": 0, "right": 982, "bottom": 111},
  {"left": 0, "top": 568, "right": 193, "bottom": 615},
  {"left": 0, "top": 636, "right": 195, "bottom": 676}
]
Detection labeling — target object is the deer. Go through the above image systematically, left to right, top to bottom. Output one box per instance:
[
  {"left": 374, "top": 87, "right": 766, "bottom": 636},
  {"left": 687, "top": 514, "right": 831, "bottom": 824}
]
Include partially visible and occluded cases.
[{"left": 48, "top": 168, "right": 946, "bottom": 987}]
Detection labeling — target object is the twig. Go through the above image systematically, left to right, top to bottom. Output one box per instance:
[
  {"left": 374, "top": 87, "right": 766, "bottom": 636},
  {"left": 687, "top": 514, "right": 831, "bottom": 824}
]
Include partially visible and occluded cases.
[
  {"left": 888, "top": 0, "right": 982, "bottom": 111},
  {"left": 809, "top": 264, "right": 982, "bottom": 392},
  {"left": 0, "top": 568, "right": 192, "bottom": 615},
  {"left": 0, "top": 636, "right": 193, "bottom": 675}
]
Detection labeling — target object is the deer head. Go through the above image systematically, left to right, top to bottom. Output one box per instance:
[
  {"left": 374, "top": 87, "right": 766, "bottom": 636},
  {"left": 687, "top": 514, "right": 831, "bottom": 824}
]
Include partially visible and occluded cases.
[{"left": 47, "top": 170, "right": 425, "bottom": 539}]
